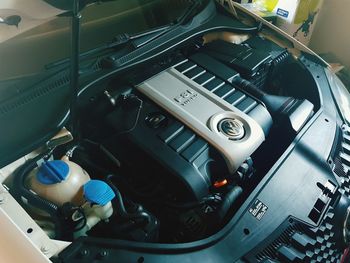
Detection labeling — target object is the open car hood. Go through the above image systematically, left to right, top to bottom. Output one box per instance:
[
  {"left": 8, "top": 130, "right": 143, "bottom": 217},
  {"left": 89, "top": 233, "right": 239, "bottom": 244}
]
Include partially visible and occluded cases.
[
  {"left": 0, "top": 0, "right": 65, "bottom": 43},
  {"left": 0, "top": 0, "right": 107, "bottom": 43},
  {"left": 0, "top": 0, "right": 328, "bottom": 169},
  {"left": 2, "top": 1, "right": 349, "bottom": 262}
]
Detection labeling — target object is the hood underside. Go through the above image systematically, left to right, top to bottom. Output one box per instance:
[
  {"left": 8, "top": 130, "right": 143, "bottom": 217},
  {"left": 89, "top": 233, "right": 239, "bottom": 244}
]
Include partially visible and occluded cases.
[{"left": 0, "top": 0, "right": 65, "bottom": 43}]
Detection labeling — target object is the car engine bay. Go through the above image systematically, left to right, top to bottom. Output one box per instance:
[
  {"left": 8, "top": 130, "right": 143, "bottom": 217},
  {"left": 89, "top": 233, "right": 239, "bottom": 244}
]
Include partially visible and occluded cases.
[
  {"left": 1, "top": 0, "right": 350, "bottom": 261},
  {"left": 5, "top": 31, "right": 322, "bottom": 245}
]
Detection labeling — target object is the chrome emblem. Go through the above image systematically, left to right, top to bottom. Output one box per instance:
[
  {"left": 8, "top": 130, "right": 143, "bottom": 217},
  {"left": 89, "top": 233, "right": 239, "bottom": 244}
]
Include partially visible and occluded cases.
[
  {"left": 174, "top": 89, "right": 198, "bottom": 106},
  {"left": 218, "top": 118, "right": 245, "bottom": 140}
]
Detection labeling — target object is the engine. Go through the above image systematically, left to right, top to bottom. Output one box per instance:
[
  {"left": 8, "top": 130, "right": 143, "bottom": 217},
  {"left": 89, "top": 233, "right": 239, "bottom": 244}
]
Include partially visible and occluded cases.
[
  {"left": 11, "top": 35, "right": 315, "bottom": 243},
  {"left": 103, "top": 51, "right": 272, "bottom": 202}
]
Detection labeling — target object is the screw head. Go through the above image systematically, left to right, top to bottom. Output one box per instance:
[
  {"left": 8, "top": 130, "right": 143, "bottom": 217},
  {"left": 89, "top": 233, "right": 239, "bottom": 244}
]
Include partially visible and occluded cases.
[
  {"left": 0, "top": 193, "right": 6, "bottom": 204},
  {"left": 40, "top": 246, "right": 50, "bottom": 254},
  {"left": 80, "top": 249, "right": 90, "bottom": 258},
  {"left": 99, "top": 250, "right": 108, "bottom": 258}
]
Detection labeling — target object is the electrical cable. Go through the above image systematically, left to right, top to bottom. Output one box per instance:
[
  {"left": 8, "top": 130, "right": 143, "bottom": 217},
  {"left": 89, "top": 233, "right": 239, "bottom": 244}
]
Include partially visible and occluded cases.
[
  {"left": 114, "top": 94, "right": 143, "bottom": 136},
  {"left": 11, "top": 151, "right": 64, "bottom": 239}
]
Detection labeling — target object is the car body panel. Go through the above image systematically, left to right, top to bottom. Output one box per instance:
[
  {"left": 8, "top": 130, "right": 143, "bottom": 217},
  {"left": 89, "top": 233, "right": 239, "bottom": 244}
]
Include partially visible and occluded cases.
[
  {"left": 0, "top": 0, "right": 64, "bottom": 43},
  {"left": 0, "top": 1, "right": 347, "bottom": 263}
]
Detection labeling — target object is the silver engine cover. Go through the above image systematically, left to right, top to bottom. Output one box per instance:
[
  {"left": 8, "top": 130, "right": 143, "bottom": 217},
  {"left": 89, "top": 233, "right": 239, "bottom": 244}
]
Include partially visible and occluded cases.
[{"left": 136, "top": 61, "right": 265, "bottom": 174}]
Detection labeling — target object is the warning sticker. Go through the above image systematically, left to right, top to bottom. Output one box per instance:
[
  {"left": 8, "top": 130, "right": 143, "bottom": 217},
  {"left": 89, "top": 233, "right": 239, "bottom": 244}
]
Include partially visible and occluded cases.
[{"left": 249, "top": 199, "right": 268, "bottom": 221}]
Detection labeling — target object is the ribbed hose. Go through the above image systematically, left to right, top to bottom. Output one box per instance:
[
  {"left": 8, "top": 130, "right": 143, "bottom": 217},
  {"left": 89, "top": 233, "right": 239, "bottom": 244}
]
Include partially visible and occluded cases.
[
  {"left": 232, "top": 77, "right": 295, "bottom": 118},
  {"left": 11, "top": 153, "right": 63, "bottom": 238}
]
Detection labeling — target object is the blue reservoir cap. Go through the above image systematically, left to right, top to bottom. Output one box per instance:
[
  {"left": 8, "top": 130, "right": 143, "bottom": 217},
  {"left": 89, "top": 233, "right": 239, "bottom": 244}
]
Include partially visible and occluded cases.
[
  {"left": 37, "top": 160, "right": 69, "bottom": 185},
  {"left": 83, "top": 180, "right": 115, "bottom": 206}
]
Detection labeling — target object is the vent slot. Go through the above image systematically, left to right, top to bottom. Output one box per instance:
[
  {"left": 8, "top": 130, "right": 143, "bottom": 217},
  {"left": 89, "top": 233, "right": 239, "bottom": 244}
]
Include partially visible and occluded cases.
[{"left": 245, "top": 211, "right": 342, "bottom": 262}]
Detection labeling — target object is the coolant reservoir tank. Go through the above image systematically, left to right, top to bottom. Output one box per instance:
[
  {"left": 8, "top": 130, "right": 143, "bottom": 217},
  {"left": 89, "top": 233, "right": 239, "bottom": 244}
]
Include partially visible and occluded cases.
[{"left": 27, "top": 159, "right": 90, "bottom": 206}]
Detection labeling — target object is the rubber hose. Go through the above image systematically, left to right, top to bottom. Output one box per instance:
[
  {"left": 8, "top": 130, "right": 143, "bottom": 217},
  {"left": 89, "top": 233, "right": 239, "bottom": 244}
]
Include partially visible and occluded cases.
[
  {"left": 233, "top": 77, "right": 295, "bottom": 117},
  {"left": 11, "top": 153, "right": 63, "bottom": 238},
  {"left": 106, "top": 174, "right": 151, "bottom": 223},
  {"left": 217, "top": 186, "right": 243, "bottom": 222}
]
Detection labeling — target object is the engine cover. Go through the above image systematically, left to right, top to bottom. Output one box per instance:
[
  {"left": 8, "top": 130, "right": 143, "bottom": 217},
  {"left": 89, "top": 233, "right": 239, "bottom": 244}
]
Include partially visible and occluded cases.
[
  {"left": 105, "top": 54, "right": 272, "bottom": 201},
  {"left": 137, "top": 60, "right": 265, "bottom": 174}
]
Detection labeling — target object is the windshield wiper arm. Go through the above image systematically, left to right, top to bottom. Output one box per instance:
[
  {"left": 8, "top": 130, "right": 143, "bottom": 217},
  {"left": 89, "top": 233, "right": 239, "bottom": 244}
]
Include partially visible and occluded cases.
[
  {"left": 175, "top": 0, "right": 202, "bottom": 24},
  {"left": 45, "top": 1, "right": 201, "bottom": 70},
  {"left": 121, "top": 1, "right": 202, "bottom": 49},
  {"left": 45, "top": 24, "right": 172, "bottom": 69}
]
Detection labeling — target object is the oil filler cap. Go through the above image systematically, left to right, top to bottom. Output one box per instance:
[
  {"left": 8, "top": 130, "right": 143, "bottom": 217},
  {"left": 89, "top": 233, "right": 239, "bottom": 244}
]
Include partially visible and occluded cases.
[
  {"left": 37, "top": 160, "right": 69, "bottom": 185},
  {"left": 83, "top": 180, "right": 115, "bottom": 206}
]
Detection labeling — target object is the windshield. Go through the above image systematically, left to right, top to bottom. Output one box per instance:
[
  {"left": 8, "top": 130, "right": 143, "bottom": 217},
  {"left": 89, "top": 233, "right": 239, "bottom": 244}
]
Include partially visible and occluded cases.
[{"left": 0, "top": 0, "right": 191, "bottom": 80}]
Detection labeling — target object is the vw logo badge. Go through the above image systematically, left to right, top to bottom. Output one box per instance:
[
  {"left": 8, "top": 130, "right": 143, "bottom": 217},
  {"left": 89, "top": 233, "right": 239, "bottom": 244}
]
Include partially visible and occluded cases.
[{"left": 218, "top": 118, "right": 245, "bottom": 140}]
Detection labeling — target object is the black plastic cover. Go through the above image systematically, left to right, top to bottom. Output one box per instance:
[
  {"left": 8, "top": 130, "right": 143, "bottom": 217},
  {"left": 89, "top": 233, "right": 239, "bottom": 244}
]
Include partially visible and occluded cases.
[
  {"left": 202, "top": 36, "right": 288, "bottom": 89},
  {"left": 203, "top": 39, "right": 272, "bottom": 79},
  {"left": 0, "top": 71, "right": 70, "bottom": 168},
  {"left": 104, "top": 97, "right": 227, "bottom": 201}
]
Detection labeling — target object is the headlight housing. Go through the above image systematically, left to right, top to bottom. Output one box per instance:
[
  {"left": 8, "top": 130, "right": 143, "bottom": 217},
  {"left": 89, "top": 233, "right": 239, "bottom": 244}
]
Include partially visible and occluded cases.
[{"left": 325, "top": 69, "right": 350, "bottom": 124}]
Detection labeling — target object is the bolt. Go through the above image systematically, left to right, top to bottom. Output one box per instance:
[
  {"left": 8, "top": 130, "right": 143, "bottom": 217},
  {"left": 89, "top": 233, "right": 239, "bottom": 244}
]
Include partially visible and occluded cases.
[
  {"left": 0, "top": 193, "right": 6, "bottom": 204},
  {"left": 40, "top": 246, "right": 50, "bottom": 254},
  {"left": 80, "top": 249, "right": 90, "bottom": 258},
  {"left": 99, "top": 250, "right": 108, "bottom": 258}
]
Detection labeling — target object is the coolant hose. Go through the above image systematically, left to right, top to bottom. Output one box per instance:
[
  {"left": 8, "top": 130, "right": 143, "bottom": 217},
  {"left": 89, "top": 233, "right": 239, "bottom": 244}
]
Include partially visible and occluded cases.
[
  {"left": 11, "top": 153, "right": 63, "bottom": 238},
  {"left": 106, "top": 174, "right": 151, "bottom": 223},
  {"left": 217, "top": 186, "right": 243, "bottom": 222}
]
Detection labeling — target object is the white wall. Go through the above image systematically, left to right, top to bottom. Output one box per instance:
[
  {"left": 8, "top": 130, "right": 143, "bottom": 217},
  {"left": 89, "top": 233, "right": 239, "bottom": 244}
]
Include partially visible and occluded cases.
[{"left": 309, "top": 0, "right": 350, "bottom": 68}]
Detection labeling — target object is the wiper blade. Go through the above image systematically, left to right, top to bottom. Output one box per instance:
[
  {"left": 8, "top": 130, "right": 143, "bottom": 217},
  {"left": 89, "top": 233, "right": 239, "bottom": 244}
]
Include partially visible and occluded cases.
[
  {"left": 127, "top": 0, "right": 202, "bottom": 48},
  {"left": 175, "top": 0, "right": 202, "bottom": 25},
  {"left": 45, "top": 1, "right": 201, "bottom": 70},
  {"left": 45, "top": 24, "right": 172, "bottom": 69},
  {"left": 126, "top": 24, "right": 173, "bottom": 49}
]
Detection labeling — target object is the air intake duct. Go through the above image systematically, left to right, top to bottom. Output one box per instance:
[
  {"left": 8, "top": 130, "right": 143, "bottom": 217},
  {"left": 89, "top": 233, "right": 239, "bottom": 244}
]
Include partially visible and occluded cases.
[{"left": 232, "top": 77, "right": 314, "bottom": 133}]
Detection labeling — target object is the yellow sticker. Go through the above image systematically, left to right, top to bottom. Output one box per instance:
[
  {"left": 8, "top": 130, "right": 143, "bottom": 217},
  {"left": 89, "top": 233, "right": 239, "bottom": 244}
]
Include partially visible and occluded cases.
[
  {"left": 264, "top": 0, "right": 279, "bottom": 12},
  {"left": 294, "top": 0, "right": 320, "bottom": 24}
]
